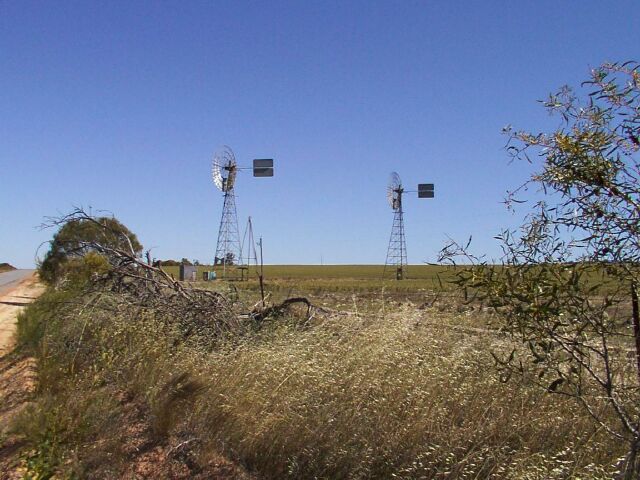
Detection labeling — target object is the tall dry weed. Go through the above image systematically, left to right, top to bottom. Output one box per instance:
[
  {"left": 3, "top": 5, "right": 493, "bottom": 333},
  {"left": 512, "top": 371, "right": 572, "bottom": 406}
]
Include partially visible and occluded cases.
[{"left": 17, "top": 290, "right": 624, "bottom": 478}]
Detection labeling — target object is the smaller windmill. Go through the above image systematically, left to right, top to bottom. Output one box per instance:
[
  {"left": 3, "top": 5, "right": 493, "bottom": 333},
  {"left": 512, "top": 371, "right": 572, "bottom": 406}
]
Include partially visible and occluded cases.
[
  {"left": 211, "top": 146, "right": 274, "bottom": 278},
  {"left": 384, "top": 172, "right": 434, "bottom": 280},
  {"left": 239, "top": 216, "right": 259, "bottom": 280}
]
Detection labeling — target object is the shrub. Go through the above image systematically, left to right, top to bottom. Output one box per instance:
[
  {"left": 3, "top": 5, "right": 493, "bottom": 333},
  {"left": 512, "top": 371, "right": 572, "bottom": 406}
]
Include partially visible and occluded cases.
[{"left": 38, "top": 214, "right": 141, "bottom": 285}]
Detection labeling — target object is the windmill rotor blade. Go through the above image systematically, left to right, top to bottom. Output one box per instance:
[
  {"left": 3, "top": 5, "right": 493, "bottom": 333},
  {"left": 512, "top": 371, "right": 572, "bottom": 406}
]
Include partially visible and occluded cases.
[
  {"left": 221, "top": 145, "right": 236, "bottom": 167},
  {"left": 212, "top": 146, "right": 238, "bottom": 192},
  {"left": 212, "top": 158, "right": 224, "bottom": 190},
  {"left": 388, "top": 171, "right": 401, "bottom": 189},
  {"left": 387, "top": 172, "right": 402, "bottom": 209},
  {"left": 387, "top": 186, "right": 396, "bottom": 208}
]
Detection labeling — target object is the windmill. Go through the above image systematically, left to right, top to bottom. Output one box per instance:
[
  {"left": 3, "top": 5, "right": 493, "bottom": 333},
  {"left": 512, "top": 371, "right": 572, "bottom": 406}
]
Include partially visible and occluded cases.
[
  {"left": 211, "top": 146, "right": 274, "bottom": 278},
  {"left": 212, "top": 146, "right": 241, "bottom": 272},
  {"left": 384, "top": 172, "right": 434, "bottom": 280}
]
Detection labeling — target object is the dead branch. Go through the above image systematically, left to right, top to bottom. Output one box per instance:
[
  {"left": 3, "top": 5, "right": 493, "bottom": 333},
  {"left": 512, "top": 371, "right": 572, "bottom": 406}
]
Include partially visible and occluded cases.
[
  {"left": 41, "top": 208, "right": 240, "bottom": 342},
  {"left": 251, "top": 296, "right": 334, "bottom": 323}
]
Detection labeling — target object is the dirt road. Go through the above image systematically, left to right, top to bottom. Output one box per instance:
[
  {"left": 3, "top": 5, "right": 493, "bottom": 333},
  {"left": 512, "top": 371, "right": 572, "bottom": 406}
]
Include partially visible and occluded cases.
[
  {"left": 0, "top": 270, "right": 35, "bottom": 297},
  {"left": 0, "top": 272, "right": 43, "bottom": 356},
  {"left": 0, "top": 272, "right": 44, "bottom": 478}
]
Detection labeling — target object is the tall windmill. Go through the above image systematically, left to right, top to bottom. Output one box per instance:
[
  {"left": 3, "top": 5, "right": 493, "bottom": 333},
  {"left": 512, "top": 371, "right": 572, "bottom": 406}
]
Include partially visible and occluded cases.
[
  {"left": 211, "top": 146, "right": 274, "bottom": 277},
  {"left": 212, "top": 147, "right": 241, "bottom": 270},
  {"left": 384, "top": 172, "right": 434, "bottom": 280}
]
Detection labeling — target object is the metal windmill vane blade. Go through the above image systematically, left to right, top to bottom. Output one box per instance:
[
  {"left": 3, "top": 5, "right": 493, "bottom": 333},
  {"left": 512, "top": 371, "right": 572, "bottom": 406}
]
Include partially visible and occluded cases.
[
  {"left": 221, "top": 145, "right": 236, "bottom": 168},
  {"left": 212, "top": 146, "right": 238, "bottom": 192},
  {"left": 222, "top": 146, "right": 237, "bottom": 192},
  {"left": 212, "top": 158, "right": 224, "bottom": 190},
  {"left": 387, "top": 171, "right": 402, "bottom": 209},
  {"left": 389, "top": 171, "right": 401, "bottom": 189},
  {"left": 386, "top": 185, "right": 394, "bottom": 203},
  {"left": 387, "top": 188, "right": 399, "bottom": 210}
]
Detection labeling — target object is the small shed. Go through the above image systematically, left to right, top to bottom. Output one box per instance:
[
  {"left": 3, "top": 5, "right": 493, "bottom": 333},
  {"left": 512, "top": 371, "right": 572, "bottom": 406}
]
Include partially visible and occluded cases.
[{"left": 179, "top": 265, "right": 198, "bottom": 281}]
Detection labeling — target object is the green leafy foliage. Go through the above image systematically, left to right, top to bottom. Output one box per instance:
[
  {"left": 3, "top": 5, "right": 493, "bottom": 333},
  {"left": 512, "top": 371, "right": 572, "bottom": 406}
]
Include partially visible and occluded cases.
[
  {"left": 441, "top": 61, "right": 640, "bottom": 477},
  {"left": 38, "top": 216, "right": 142, "bottom": 284}
]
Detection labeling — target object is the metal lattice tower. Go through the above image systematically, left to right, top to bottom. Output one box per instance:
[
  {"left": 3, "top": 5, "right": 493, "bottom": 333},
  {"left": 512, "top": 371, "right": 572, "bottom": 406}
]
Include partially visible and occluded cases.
[
  {"left": 384, "top": 173, "right": 407, "bottom": 280},
  {"left": 214, "top": 188, "right": 242, "bottom": 266}
]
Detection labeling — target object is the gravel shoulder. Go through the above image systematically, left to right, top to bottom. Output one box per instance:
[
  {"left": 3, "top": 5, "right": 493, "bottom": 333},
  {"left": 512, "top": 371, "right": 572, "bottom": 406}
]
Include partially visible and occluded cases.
[
  {"left": 0, "top": 270, "right": 35, "bottom": 298},
  {"left": 0, "top": 274, "right": 43, "bottom": 355}
]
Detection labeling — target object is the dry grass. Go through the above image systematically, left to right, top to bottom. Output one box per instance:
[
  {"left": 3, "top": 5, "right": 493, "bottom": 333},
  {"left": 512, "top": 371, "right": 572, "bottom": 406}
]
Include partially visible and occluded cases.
[
  {"left": 13, "top": 286, "right": 625, "bottom": 478},
  {"left": 191, "top": 306, "right": 620, "bottom": 479}
]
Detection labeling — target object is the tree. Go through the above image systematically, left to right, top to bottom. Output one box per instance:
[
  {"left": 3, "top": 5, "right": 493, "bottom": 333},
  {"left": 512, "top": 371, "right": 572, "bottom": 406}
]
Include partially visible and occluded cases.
[
  {"left": 440, "top": 61, "right": 640, "bottom": 478},
  {"left": 39, "top": 212, "right": 142, "bottom": 284},
  {"left": 158, "top": 259, "right": 180, "bottom": 266}
]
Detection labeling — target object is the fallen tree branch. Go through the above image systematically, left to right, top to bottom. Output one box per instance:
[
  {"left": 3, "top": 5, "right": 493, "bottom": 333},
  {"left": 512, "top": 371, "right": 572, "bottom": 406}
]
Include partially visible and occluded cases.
[{"left": 251, "top": 296, "right": 335, "bottom": 323}]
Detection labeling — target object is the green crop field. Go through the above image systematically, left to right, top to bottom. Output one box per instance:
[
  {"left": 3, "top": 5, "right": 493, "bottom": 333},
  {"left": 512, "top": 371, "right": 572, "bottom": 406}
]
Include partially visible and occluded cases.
[
  {"left": 160, "top": 263, "right": 625, "bottom": 306},
  {"left": 161, "top": 263, "right": 454, "bottom": 279},
  {"left": 158, "top": 264, "right": 472, "bottom": 312},
  {"left": 160, "top": 264, "right": 462, "bottom": 295}
]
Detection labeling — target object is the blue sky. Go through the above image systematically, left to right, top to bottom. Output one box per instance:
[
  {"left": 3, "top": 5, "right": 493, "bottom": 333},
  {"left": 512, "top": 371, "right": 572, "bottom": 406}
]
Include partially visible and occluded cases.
[{"left": 1, "top": 1, "right": 639, "bottom": 267}]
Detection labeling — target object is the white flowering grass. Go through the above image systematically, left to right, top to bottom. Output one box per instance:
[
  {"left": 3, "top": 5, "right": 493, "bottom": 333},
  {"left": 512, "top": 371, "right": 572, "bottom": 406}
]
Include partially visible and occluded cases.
[
  {"left": 21, "top": 292, "right": 624, "bottom": 478},
  {"left": 188, "top": 306, "right": 622, "bottom": 478}
]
